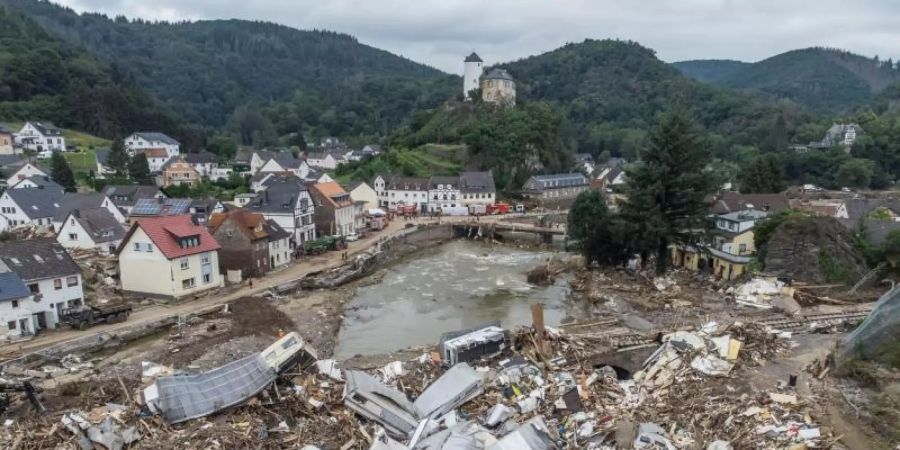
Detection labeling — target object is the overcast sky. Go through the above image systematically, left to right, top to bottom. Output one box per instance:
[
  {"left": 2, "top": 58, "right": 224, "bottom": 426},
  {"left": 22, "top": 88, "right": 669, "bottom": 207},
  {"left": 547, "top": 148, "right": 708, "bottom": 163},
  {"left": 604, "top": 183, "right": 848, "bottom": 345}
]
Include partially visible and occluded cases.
[{"left": 55, "top": 0, "right": 900, "bottom": 74}]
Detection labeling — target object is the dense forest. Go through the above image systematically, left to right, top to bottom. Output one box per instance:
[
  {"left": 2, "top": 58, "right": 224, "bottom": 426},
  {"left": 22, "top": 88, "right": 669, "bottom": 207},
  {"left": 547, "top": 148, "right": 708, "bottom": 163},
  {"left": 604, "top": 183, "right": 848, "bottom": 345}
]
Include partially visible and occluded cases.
[
  {"left": 1, "top": 0, "right": 457, "bottom": 139},
  {"left": 0, "top": 5, "right": 176, "bottom": 137},
  {"left": 676, "top": 48, "right": 900, "bottom": 113}
]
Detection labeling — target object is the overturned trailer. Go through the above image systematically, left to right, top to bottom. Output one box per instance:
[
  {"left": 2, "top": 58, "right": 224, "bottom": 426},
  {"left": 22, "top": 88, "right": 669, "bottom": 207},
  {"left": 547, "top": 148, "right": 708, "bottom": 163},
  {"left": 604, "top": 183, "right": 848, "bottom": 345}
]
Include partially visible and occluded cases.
[
  {"left": 439, "top": 323, "right": 507, "bottom": 367},
  {"left": 143, "top": 332, "right": 316, "bottom": 424}
]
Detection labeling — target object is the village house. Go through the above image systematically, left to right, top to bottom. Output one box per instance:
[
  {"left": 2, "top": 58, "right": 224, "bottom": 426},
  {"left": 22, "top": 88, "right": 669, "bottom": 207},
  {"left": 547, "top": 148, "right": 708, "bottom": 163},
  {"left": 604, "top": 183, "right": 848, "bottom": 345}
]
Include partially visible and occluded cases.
[
  {"left": 481, "top": 68, "right": 517, "bottom": 106},
  {"left": 15, "top": 122, "right": 66, "bottom": 152},
  {"left": 0, "top": 124, "right": 16, "bottom": 155},
  {"left": 124, "top": 132, "right": 180, "bottom": 158},
  {"left": 360, "top": 144, "right": 382, "bottom": 158},
  {"left": 138, "top": 148, "right": 174, "bottom": 173},
  {"left": 305, "top": 151, "right": 344, "bottom": 170},
  {"left": 257, "top": 152, "right": 310, "bottom": 180},
  {"left": 161, "top": 156, "right": 201, "bottom": 188},
  {"left": 4, "top": 161, "right": 48, "bottom": 187},
  {"left": 593, "top": 166, "right": 627, "bottom": 191},
  {"left": 458, "top": 171, "right": 496, "bottom": 208},
  {"left": 522, "top": 173, "right": 589, "bottom": 200},
  {"left": 374, "top": 175, "right": 429, "bottom": 212},
  {"left": 11, "top": 176, "right": 62, "bottom": 191},
  {"left": 245, "top": 176, "right": 316, "bottom": 248},
  {"left": 427, "top": 176, "right": 460, "bottom": 213},
  {"left": 347, "top": 181, "right": 378, "bottom": 210},
  {"left": 310, "top": 182, "right": 355, "bottom": 237},
  {"left": 0, "top": 185, "right": 64, "bottom": 230},
  {"left": 101, "top": 185, "right": 166, "bottom": 215},
  {"left": 706, "top": 191, "right": 790, "bottom": 215},
  {"left": 51, "top": 192, "right": 126, "bottom": 232},
  {"left": 233, "top": 193, "right": 258, "bottom": 207},
  {"left": 128, "top": 197, "right": 223, "bottom": 225},
  {"left": 56, "top": 208, "right": 127, "bottom": 255},
  {"left": 671, "top": 209, "right": 768, "bottom": 281},
  {"left": 208, "top": 210, "right": 291, "bottom": 279},
  {"left": 117, "top": 215, "right": 221, "bottom": 299},
  {"left": 0, "top": 239, "right": 84, "bottom": 337}
]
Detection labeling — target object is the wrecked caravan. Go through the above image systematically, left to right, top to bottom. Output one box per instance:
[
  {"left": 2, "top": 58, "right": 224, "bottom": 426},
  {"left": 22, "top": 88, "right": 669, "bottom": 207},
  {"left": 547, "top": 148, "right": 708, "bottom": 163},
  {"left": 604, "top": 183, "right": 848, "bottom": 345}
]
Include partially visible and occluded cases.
[
  {"left": 439, "top": 323, "right": 507, "bottom": 367},
  {"left": 144, "top": 333, "right": 316, "bottom": 424},
  {"left": 413, "top": 363, "right": 484, "bottom": 420},
  {"left": 343, "top": 370, "right": 420, "bottom": 439},
  {"left": 488, "top": 417, "right": 557, "bottom": 450}
]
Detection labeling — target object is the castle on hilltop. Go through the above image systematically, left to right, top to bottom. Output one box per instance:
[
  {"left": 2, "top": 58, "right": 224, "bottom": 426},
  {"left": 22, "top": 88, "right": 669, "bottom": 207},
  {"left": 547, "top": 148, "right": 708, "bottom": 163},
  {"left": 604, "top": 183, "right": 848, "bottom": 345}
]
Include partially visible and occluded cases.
[{"left": 463, "top": 52, "right": 516, "bottom": 106}]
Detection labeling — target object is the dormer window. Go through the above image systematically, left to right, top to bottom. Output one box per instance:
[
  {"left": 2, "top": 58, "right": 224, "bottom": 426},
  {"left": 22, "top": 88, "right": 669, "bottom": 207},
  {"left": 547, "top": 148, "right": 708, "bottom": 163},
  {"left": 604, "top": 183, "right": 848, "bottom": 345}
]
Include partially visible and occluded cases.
[{"left": 179, "top": 236, "right": 200, "bottom": 248}]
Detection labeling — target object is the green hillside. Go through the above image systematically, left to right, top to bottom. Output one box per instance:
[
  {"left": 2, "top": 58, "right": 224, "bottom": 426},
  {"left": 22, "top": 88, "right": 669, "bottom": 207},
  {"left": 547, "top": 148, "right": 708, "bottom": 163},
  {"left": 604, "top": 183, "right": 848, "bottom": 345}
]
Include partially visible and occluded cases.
[
  {"left": 3, "top": 0, "right": 457, "bottom": 139},
  {"left": 0, "top": 4, "right": 176, "bottom": 138},
  {"left": 672, "top": 59, "right": 749, "bottom": 84}
]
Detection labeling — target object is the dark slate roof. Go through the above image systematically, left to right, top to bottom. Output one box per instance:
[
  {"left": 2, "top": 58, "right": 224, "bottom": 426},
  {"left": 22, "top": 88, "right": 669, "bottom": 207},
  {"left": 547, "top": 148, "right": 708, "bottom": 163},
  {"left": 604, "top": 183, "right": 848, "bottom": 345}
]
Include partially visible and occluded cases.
[
  {"left": 464, "top": 52, "right": 483, "bottom": 63},
  {"left": 482, "top": 68, "right": 514, "bottom": 81},
  {"left": 29, "top": 122, "right": 63, "bottom": 136},
  {"left": 0, "top": 124, "right": 14, "bottom": 134},
  {"left": 133, "top": 132, "right": 179, "bottom": 146},
  {"left": 233, "top": 147, "right": 255, "bottom": 164},
  {"left": 95, "top": 149, "right": 110, "bottom": 165},
  {"left": 183, "top": 151, "right": 217, "bottom": 164},
  {"left": 271, "top": 153, "right": 304, "bottom": 169},
  {"left": 0, "top": 154, "right": 26, "bottom": 168},
  {"left": 459, "top": 171, "right": 496, "bottom": 193},
  {"left": 14, "top": 175, "right": 62, "bottom": 191},
  {"left": 386, "top": 176, "right": 429, "bottom": 191},
  {"left": 429, "top": 176, "right": 459, "bottom": 189},
  {"left": 246, "top": 180, "right": 307, "bottom": 214},
  {"left": 102, "top": 185, "right": 163, "bottom": 208},
  {"left": 4, "top": 187, "right": 65, "bottom": 219},
  {"left": 708, "top": 191, "right": 790, "bottom": 215},
  {"left": 52, "top": 193, "right": 110, "bottom": 223},
  {"left": 844, "top": 198, "right": 900, "bottom": 224},
  {"left": 67, "top": 208, "right": 127, "bottom": 244},
  {"left": 265, "top": 219, "right": 291, "bottom": 242},
  {"left": 0, "top": 239, "right": 80, "bottom": 281},
  {"left": 0, "top": 271, "right": 30, "bottom": 302}
]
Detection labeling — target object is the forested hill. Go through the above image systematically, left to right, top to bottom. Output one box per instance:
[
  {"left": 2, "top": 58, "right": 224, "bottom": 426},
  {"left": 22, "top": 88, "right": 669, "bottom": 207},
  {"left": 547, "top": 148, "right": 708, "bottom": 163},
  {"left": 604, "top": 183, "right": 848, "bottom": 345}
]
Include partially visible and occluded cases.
[
  {"left": 2, "top": 0, "right": 458, "bottom": 134},
  {"left": 0, "top": 4, "right": 176, "bottom": 138},
  {"left": 491, "top": 39, "right": 794, "bottom": 157},
  {"left": 675, "top": 48, "right": 900, "bottom": 113},
  {"left": 672, "top": 59, "right": 749, "bottom": 84}
]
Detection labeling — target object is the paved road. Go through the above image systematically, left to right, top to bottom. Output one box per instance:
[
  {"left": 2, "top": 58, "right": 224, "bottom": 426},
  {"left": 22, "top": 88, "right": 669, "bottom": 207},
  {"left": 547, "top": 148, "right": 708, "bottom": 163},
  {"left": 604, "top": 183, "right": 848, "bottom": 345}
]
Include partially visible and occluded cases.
[{"left": 1, "top": 214, "right": 528, "bottom": 358}]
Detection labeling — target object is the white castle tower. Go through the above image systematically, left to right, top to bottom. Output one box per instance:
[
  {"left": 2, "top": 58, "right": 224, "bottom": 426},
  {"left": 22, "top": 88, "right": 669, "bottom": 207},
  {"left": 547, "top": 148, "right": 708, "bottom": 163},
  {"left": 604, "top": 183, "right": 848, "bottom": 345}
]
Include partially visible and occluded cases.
[{"left": 463, "top": 52, "right": 483, "bottom": 100}]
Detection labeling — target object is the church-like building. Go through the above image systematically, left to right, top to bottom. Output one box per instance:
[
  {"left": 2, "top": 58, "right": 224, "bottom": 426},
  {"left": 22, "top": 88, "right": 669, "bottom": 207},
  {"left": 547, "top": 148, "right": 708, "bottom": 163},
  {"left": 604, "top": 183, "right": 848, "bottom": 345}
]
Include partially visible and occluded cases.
[{"left": 463, "top": 52, "right": 516, "bottom": 106}]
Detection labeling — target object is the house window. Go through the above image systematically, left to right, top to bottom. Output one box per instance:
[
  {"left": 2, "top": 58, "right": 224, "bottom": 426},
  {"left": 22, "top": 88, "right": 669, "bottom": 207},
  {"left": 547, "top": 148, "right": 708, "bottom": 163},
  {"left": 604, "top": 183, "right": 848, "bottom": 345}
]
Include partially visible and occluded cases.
[
  {"left": 69, "top": 233, "right": 78, "bottom": 241},
  {"left": 134, "top": 243, "right": 141, "bottom": 251},
  {"left": 739, "top": 244, "right": 747, "bottom": 253},
  {"left": 201, "top": 256, "right": 210, "bottom": 265},
  {"left": 180, "top": 258, "right": 189, "bottom": 270},
  {"left": 202, "top": 273, "right": 211, "bottom": 284},
  {"left": 67, "top": 276, "right": 78, "bottom": 287},
  {"left": 182, "top": 278, "right": 195, "bottom": 289},
  {"left": 54, "top": 279, "right": 62, "bottom": 290},
  {"left": 28, "top": 284, "right": 39, "bottom": 294},
  {"left": 11, "top": 300, "right": 19, "bottom": 309},
  {"left": 7, "top": 321, "right": 15, "bottom": 330}
]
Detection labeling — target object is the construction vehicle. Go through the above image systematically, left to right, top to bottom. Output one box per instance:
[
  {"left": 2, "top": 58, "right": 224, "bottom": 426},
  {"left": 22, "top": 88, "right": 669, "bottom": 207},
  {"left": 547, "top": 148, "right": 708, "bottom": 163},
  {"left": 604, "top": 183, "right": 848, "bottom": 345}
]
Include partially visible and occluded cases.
[
  {"left": 303, "top": 235, "right": 346, "bottom": 255},
  {"left": 61, "top": 303, "right": 132, "bottom": 330},
  {"left": 0, "top": 379, "right": 45, "bottom": 415}
]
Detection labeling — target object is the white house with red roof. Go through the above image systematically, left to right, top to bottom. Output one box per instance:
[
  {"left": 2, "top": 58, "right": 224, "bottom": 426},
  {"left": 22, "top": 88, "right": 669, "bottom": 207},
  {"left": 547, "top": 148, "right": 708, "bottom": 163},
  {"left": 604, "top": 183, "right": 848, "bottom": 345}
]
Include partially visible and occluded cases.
[{"left": 117, "top": 215, "right": 222, "bottom": 299}]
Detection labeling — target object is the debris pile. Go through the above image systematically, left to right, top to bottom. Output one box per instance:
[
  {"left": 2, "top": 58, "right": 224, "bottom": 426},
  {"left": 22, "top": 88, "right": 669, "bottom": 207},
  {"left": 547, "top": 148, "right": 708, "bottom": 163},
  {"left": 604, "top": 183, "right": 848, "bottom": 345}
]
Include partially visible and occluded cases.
[{"left": 0, "top": 317, "right": 849, "bottom": 449}]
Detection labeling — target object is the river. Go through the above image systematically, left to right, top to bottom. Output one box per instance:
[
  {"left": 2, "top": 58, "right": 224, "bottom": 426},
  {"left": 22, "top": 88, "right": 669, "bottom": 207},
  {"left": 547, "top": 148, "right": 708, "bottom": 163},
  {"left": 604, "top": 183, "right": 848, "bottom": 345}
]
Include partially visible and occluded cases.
[{"left": 333, "top": 240, "right": 572, "bottom": 358}]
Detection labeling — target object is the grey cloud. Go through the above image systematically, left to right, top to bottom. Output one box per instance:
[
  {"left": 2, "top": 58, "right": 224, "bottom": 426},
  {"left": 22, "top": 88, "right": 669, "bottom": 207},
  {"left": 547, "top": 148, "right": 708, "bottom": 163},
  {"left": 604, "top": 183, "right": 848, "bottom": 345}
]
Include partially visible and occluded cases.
[{"left": 56, "top": 0, "right": 900, "bottom": 73}]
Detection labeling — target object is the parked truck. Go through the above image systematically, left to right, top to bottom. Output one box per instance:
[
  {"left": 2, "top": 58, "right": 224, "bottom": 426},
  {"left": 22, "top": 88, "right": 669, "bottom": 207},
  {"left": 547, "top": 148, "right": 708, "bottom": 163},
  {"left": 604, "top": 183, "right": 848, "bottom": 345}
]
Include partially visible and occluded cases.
[
  {"left": 468, "top": 204, "right": 487, "bottom": 216},
  {"left": 303, "top": 235, "right": 346, "bottom": 255},
  {"left": 61, "top": 302, "right": 132, "bottom": 330}
]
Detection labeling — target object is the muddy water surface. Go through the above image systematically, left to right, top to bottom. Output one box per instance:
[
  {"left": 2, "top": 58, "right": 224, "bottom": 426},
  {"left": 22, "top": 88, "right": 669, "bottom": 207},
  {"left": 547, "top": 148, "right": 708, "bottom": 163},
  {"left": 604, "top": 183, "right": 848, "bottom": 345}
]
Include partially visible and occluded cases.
[{"left": 334, "top": 240, "right": 572, "bottom": 358}]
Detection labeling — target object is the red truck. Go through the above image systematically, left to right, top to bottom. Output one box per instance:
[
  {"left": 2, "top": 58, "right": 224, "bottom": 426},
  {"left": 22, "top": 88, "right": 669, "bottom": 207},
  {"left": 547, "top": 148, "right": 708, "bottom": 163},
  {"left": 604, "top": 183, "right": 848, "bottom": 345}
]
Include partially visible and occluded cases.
[{"left": 488, "top": 203, "right": 510, "bottom": 215}]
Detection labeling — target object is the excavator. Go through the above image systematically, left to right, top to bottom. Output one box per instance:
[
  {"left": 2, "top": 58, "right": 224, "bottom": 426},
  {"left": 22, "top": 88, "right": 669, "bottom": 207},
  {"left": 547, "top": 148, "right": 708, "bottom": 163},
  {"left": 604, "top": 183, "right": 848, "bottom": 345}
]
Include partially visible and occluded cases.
[{"left": 0, "top": 379, "right": 44, "bottom": 415}]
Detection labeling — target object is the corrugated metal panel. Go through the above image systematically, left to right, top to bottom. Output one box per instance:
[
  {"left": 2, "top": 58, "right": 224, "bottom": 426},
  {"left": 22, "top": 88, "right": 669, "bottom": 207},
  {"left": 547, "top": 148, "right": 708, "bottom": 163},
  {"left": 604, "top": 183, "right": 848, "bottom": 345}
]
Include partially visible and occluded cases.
[{"left": 148, "top": 354, "right": 276, "bottom": 424}]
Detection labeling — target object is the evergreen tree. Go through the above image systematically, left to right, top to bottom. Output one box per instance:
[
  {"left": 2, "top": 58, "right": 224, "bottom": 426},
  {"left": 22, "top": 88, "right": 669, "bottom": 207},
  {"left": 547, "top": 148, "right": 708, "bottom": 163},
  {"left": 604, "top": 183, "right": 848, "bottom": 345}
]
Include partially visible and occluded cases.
[
  {"left": 621, "top": 110, "right": 714, "bottom": 274},
  {"left": 107, "top": 139, "right": 129, "bottom": 176},
  {"left": 50, "top": 152, "right": 76, "bottom": 192},
  {"left": 128, "top": 153, "right": 151, "bottom": 183},
  {"left": 739, "top": 155, "right": 786, "bottom": 193},
  {"left": 568, "top": 191, "right": 630, "bottom": 266}
]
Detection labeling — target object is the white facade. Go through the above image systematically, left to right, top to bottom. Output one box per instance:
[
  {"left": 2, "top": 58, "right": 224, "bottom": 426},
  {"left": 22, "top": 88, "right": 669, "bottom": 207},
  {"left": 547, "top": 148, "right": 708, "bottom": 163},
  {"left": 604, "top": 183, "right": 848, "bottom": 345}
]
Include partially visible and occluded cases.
[
  {"left": 463, "top": 54, "right": 484, "bottom": 100},
  {"left": 15, "top": 123, "right": 66, "bottom": 152},
  {"left": 0, "top": 131, "right": 14, "bottom": 155},
  {"left": 124, "top": 133, "right": 180, "bottom": 158},
  {"left": 146, "top": 153, "right": 173, "bottom": 173},
  {"left": 306, "top": 154, "right": 339, "bottom": 170},
  {"left": 259, "top": 158, "right": 310, "bottom": 179},
  {"left": 5, "top": 163, "right": 47, "bottom": 187},
  {"left": 209, "top": 167, "right": 233, "bottom": 181},
  {"left": 349, "top": 182, "right": 378, "bottom": 210},
  {"left": 428, "top": 183, "right": 461, "bottom": 212},
  {"left": 0, "top": 191, "right": 56, "bottom": 229},
  {"left": 459, "top": 191, "right": 495, "bottom": 208},
  {"left": 51, "top": 196, "right": 125, "bottom": 232},
  {"left": 56, "top": 216, "right": 121, "bottom": 254},
  {"left": 118, "top": 227, "right": 220, "bottom": 298},
  {"left": 267, "top": 237, "right": 292, "bottom": 271},
  {"left": 1, "top": 275, "right": 84, "bottom": 337}
]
